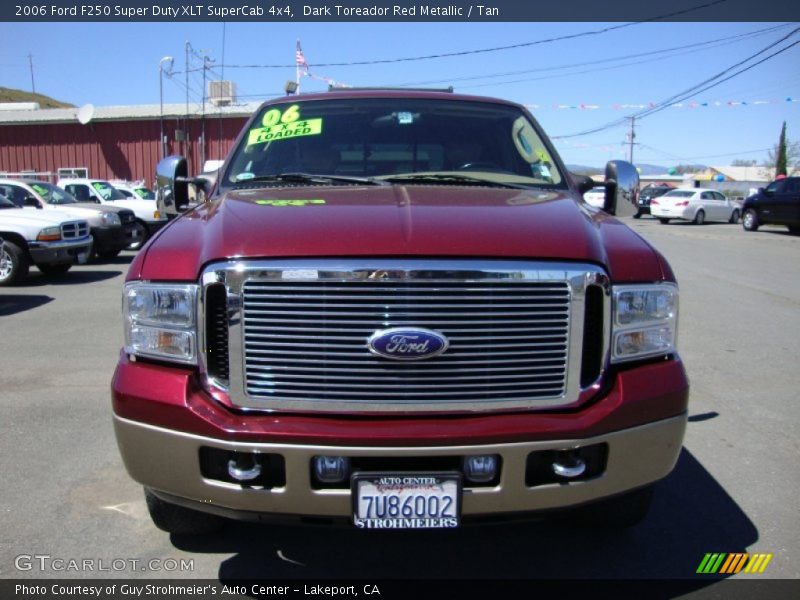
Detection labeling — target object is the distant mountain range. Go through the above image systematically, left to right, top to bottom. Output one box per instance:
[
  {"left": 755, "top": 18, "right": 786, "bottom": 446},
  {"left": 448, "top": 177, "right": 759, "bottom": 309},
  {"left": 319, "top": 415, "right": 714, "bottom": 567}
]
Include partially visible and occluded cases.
[
  {"left": 0, "top": 87, "right": 73, "bottom": 108},
  {"left": 567, "top": 163, "right": 707, "bottom": 176}
]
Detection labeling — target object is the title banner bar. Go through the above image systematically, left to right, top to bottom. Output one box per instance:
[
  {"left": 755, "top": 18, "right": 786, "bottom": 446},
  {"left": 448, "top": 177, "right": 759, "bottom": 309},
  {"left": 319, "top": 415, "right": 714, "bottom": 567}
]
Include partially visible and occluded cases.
[{"left": 3, "top": 0, "right": 797, "bottom": 22}]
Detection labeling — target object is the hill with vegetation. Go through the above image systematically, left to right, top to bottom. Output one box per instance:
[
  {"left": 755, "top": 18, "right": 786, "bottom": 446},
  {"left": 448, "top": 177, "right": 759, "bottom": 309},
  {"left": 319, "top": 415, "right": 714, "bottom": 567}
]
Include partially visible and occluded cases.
[{"left": 0, "top": 87, "right": 73, "bottom": 108}]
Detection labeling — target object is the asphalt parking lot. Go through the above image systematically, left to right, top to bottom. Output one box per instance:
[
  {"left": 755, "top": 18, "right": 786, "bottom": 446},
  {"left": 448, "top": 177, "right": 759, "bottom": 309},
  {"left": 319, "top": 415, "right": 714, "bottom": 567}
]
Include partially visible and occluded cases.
[{"left": 1, "top": 216, "right": 798, "bottom": 586}]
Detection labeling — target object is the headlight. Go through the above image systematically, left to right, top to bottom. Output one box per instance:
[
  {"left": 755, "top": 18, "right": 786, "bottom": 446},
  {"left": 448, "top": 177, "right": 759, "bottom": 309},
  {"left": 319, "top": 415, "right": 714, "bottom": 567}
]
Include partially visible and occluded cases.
[
  {"left": 101, "top": 212, "right": 121, "bottom": 226},
  {"left": 37, "top": 227, "right": 61, "bottom": 241},
  {"left": 123, "top": 282, "right": 198, "bottom": 364},
  {"left": 611, "top": 283, "right": 678, "bottom": 363}
]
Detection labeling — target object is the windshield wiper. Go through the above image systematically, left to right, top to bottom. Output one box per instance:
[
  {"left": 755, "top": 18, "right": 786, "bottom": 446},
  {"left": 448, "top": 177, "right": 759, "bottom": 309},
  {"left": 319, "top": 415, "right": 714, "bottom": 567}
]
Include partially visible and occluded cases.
[
  {"left": 233, "top": 173, "right": 387, "bottom": 187},
  {"left": 380, "top": 173, "right": 531, "bottom": 190}
]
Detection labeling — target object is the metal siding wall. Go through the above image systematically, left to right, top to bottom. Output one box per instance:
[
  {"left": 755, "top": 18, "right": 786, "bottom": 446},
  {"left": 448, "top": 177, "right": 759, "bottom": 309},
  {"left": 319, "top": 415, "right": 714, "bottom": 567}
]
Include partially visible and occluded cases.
[{"left": 0, "top": 116, "right": 249, "bottom": 185}]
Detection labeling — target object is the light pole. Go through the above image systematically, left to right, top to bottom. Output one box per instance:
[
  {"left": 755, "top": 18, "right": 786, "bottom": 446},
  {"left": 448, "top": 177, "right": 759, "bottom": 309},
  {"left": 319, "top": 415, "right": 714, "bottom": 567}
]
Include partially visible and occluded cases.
[{"left": 159, "top": 56, "right": 174, "bottom": 160}]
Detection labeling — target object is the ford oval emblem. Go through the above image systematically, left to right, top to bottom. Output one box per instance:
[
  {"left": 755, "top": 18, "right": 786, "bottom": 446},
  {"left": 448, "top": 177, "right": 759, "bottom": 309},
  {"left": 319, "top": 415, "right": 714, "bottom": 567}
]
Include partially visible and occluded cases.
[{"left": 367, "top": 328, "right": 449, "bottom": 361}]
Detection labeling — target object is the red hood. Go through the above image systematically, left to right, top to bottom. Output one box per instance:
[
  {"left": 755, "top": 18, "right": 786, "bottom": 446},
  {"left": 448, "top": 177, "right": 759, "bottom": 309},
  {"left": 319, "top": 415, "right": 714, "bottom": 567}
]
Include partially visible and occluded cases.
[{"left": 130, "top": 185, "right": 666, "bottom": 283}]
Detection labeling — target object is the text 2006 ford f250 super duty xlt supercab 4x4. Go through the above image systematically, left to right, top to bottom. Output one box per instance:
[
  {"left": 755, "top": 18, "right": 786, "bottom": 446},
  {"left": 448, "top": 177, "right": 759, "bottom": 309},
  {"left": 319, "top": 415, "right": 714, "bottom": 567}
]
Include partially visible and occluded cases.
[{"left": 112, "top": 90, "right": 688, "bottom": 534}]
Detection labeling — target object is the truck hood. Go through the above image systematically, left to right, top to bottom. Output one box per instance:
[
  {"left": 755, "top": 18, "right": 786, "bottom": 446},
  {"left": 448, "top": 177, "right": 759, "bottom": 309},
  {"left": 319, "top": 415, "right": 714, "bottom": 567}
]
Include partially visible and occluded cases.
[
  {"left": 133, "top": 185, "right": 667, "bottom": 283},
  {"left": 23, "top": 204, "right": 105, "bottom": 223},
  {"left": 0, "top": 207, "right": 85, "bottom": 227}
]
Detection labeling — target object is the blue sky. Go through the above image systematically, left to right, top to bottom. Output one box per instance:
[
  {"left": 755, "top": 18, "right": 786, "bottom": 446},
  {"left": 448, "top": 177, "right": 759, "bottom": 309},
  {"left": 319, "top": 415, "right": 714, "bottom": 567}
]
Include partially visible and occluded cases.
[{"left": 2, "top": 21, "right": 798, "bottom": 168}]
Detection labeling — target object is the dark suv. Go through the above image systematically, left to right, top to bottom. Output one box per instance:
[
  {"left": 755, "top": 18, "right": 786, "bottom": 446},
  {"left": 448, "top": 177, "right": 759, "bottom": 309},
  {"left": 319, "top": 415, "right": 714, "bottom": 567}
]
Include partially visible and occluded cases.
[
  {"left": 742, "top": 177, "right": 800, "bottom": 233},
  {"left": 634, "top": 184, "right": 675, "bottom": 218}
]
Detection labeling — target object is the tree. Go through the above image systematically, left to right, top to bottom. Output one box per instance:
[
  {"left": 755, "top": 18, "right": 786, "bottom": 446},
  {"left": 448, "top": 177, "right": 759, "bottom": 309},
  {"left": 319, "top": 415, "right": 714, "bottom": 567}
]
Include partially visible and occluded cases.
[
  {"left": 764, "top": 121, "right": 799, "bottom": 175},
  {"left": 776, "top": 121, "right": 788, "bottom": 176}
]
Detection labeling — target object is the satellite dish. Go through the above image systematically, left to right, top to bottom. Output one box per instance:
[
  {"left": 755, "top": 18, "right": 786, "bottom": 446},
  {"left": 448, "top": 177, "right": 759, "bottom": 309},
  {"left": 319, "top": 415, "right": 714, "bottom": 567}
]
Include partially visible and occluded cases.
[{"left": 77, "top": 103, "right": 95, "bottom": 125}]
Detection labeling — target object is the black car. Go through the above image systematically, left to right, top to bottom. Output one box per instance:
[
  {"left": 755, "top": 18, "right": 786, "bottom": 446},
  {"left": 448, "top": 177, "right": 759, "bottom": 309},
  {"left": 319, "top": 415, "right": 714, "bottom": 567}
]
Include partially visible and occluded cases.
[
  {"left": 742, "top": 177, "right": 800, "bottom": 234},
  {"left": 634, "top": 185, "right": 675, "bottom": 218}
]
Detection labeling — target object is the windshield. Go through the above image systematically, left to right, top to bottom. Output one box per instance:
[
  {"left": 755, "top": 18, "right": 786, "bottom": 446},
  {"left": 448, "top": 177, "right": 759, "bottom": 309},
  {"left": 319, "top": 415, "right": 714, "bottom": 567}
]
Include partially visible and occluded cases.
[
  {"left": 222, "top": 98, "right": 564, "bottom": 190},
  {"left": 92, "top": 181, "right": 126, "bottom": 200},
  {"left": 29, "top": 182, "right": 80, "bottom": 205},
  {"left": 133, "top": 187, "right": 155, "bottom": 200}
]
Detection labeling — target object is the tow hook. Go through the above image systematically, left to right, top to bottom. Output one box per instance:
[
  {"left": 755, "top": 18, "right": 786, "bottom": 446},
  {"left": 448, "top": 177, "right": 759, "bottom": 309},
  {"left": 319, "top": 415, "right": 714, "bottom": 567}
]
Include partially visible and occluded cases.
[
  {"left": 551, "top": 451, "right": 587, "bottom": 479},
  {"left": 227, "top": 454, "right": 262, "bottom": 482}
]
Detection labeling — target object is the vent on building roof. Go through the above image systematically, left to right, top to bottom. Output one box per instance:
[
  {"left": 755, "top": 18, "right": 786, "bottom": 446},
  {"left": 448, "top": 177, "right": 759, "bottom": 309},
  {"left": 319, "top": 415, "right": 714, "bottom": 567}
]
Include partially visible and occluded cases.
[{"left": 209, "top": 81, "right": 236, "bottom": 106}]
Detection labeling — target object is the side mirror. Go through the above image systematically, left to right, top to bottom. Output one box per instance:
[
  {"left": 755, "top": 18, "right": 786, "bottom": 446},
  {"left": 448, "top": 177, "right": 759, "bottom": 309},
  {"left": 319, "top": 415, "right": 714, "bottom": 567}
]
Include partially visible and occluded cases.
[
  {"left": 155, "top": 155, "right": 189, "bottom": 218},
  {"left": 603, "top": 160, "right": 639, "bottom": 217},
  {"left": 571, "top": 173, "right": 595, "bottom": 196},
  {"left": 24, "top": 196, "right": 41, "bottom": 208}
]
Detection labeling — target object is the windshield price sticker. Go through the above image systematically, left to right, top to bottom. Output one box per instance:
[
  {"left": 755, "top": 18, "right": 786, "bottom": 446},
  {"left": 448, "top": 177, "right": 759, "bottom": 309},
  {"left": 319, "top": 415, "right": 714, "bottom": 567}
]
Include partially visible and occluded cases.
[
  {"left": 247, "top": 119, "right": 323, "bottom": 145},
  {"left": 353, "top": 474, "right": 461, "bottom": 529}
]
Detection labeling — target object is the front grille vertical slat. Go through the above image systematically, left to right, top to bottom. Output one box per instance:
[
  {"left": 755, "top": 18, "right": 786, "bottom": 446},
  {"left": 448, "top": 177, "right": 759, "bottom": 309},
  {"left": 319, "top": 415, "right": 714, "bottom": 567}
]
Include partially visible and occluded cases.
[
  {"left": 241, "top": 278, "right": 571, "bottom": 407},
  {"left": 205, "top": 284, "right": 230, "bottom": 383},
  {"left": 580, "top": 284, "right": 605, "bottom": 387}
]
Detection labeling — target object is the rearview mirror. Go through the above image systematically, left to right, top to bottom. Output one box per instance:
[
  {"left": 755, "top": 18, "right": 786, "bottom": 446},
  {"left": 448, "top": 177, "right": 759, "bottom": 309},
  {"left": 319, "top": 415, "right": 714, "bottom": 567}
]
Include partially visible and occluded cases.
[
  {"left": 155, "top": 155, "right": 189, "bottom": 219},
  {"left": 603, "top": 160, "right": 639, "bottom": 217}
]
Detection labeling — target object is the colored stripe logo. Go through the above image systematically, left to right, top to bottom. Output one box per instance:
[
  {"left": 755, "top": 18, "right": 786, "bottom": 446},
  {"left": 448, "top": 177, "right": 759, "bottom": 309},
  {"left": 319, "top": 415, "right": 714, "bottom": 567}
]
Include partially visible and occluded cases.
[{"left": 696, "top": 553, "right": 773, "bottom": 574}]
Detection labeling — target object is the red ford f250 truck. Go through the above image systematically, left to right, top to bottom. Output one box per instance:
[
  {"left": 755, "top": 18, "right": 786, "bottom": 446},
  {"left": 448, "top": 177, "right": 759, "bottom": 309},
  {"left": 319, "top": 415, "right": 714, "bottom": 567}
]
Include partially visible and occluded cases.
[{"left": 112, "top": 90, "right": 688, "bottom": 534}]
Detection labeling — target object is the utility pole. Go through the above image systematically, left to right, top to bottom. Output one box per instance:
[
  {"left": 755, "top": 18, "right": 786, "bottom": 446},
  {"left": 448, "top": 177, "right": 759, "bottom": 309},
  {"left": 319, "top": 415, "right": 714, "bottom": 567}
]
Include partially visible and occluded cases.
[
  {"left": 185, "top": 41, "right": 191, "bottom": 157},
  {"left": 28, "top": 53, "right": 36, "bottom": 94},
  {"left": 201, "top": 54, "right": 214, "bottom": 168},
  {"left": 626, "top": 116, "right": 636, "bottom": 164}
]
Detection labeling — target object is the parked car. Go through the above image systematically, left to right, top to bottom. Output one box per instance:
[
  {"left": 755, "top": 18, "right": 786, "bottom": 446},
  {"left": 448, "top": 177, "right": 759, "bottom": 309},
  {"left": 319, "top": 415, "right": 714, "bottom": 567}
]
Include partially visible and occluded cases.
[
  {"left": 114, "top": 89, "right": 687, "bottom": 535},
  {"left": 741, "top": 176, "right": 800, "bottom": 234},
  {"left": 57, "top": 178, "right": 167, "bottom": 250},
  {"left": 0, "top": 179, "right": 138, "bottom": 259},
  {"left": 111, "top": 181, "right": 156, "bottom": 200},
  {"left": 634, "top": 184, "right": 675, "bottom": 219},
  {"left": 582, "top": 186, "right": 605, "bottom": 208},
  {"left": 650, "top": 188, "right": 740, "bottom": 225},
  {"left": 0, "top": 192, "right": 92, "bottom": 285}
]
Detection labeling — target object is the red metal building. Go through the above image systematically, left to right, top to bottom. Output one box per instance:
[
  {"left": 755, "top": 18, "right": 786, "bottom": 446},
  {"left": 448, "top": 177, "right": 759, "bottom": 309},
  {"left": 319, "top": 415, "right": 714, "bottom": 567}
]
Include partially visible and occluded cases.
[{"left": 0, "top": 102, "right": 262, "bottom": 185}]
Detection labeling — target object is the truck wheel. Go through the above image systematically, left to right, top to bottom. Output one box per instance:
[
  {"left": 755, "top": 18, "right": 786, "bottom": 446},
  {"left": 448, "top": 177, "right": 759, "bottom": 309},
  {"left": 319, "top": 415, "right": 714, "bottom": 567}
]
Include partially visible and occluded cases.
[
  {"left": 729, "top": 209, "right": 740, "bottom": 224},
  {"left": 742, "top": 209, "right": 759, "bottom": 231},
  {"left": 693, "top": 210, "right": 705, "bottom": 225},
  {"left": 632, "top": 211, "right": 641, "bottom": 219},
  {"left": 658, "top": 218, "right": 670, "bottom": 225},
  {"left": 126, "top": 220, "right": 149, "bottom": 251},
  {"left": 787, "top": 226, "right": 800, "bottom": 235},
  {"left": 0, "top": 240, "right": 30, "bottom": 286},
  {"left": 38, "top": 263, "right": 72, "bottom": 276},
  {"left": 569, "top": 485, "right": 654, "bottom": 530},
  {"left": 144, "top": 489, "right": 222, "bottom": 535}
]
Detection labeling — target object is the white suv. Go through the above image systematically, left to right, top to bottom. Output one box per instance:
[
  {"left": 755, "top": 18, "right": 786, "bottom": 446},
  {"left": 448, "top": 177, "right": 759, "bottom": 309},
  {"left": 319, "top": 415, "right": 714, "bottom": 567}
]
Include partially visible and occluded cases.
[
  {"left": 57, "top": 178, "right": 167, "bottom": 250},
  {"left": 0, "top": 193, "right": 93, "bottom": 285}
]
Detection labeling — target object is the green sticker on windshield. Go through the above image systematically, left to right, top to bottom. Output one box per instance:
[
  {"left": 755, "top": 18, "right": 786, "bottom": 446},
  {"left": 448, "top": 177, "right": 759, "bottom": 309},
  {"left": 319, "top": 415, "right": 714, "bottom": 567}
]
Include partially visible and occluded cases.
[
  {"left": 247, "top": 119, "right": 323, "bottom": 145},
  {"left": 535, "top": 149, "right": 551, "bottom": 164},
  {"left": 92, "top": 182, "right": 104, "bottom": 190},
  {"left": 31, "top": 184, "right": 47, "bottom": 195},
  {"left": 255, "top": 199, "right": 326, "bottom": 207}
]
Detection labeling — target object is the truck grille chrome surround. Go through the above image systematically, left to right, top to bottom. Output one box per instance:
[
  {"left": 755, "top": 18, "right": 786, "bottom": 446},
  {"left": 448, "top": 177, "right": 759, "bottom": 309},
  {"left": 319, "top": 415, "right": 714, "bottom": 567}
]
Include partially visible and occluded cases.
[
  {"left": 61, "top": 221, "right": 89, "bottom": 239},
  {"left": 199, "top": 260, "right": 610, "bottom": 414}
]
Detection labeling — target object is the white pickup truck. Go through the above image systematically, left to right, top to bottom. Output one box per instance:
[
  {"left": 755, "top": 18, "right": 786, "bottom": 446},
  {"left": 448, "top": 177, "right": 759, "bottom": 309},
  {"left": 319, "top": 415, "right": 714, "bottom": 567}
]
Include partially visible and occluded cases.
[
  {"left": 57, "top": 178, "right": 167, "bottom": 250},
  {"left": 0, "top": 193, "right": 93, "bottom": 286}
]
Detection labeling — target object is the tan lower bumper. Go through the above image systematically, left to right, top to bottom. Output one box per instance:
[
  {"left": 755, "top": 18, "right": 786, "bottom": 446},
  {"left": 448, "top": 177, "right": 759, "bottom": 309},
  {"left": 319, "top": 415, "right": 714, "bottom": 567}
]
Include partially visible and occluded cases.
[{"left": 114, "top": 414, "right": 686, "bottom": 518}]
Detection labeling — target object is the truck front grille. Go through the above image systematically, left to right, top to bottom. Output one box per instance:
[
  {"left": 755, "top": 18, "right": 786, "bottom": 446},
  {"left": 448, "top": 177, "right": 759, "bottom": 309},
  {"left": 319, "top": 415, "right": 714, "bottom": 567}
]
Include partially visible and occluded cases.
[
  {"left": 61, "top": 221, "right": 89, "bottom": 239},
  {"left": 201, "top": 260, "right": 609, "bottom": 413}
]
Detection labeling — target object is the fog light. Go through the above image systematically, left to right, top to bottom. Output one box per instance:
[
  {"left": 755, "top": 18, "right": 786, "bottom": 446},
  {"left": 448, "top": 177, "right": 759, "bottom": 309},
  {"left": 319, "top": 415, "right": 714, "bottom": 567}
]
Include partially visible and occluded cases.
[
  {"left": 463, "top": 455, "right": 498, "bottom": 483},
  {"left": 313, "top": 456, "right": 350, "bottom": 483}
]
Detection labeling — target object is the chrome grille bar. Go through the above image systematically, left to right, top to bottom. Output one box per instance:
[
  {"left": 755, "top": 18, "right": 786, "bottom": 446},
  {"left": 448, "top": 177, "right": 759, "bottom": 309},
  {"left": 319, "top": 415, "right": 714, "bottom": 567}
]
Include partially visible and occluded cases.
[{"left": 199, "top": 260, "right": 609, "bottom": 413}]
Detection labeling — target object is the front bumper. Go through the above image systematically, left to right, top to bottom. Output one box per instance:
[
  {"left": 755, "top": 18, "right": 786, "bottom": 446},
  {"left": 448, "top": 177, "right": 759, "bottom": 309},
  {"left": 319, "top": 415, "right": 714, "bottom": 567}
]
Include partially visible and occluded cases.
[
  {"left": 91, "top": 225, "right": 134, "bottom": 253},
  {"left": 28, "top": 237, "right": 92, "bottom": 265},
  {"left": 113, "top": 357, "right": 689, "bottom": 521}
]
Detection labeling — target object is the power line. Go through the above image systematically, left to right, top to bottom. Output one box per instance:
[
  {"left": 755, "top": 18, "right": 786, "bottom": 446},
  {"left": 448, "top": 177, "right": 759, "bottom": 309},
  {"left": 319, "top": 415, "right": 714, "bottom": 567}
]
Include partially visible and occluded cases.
[
  {"left": 221, "top": 0, "right": 731, "bottom": 70},
  {"left": 553, "top": 27, "right": 800, "bottom": 139}
]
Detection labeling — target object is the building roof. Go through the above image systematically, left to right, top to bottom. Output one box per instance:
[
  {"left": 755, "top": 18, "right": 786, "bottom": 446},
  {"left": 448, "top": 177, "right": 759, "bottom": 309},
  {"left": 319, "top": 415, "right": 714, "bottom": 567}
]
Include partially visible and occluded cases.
[{"left": 0, "top": 101, "right": 266, "bottom": 125}]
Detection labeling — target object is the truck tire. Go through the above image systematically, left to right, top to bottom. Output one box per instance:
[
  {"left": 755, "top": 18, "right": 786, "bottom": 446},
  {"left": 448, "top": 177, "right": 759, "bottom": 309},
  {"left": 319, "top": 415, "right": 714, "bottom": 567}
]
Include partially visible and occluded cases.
[
  {"left": 742, "top": 209, "right": 759, "bottom": 231},
  {"left": 632, "top": 211, "right": 641, "bottom": 219},
  {"left": 658, "top": 218, "right": 670, "bottom": 225},
  {"left": 126, "top": 220, "right": 149, "bottom": 251},
  {"left": 0, "top": 240, "right": 30, "bottom": 286},
  {"left": 38, "top": 263, "right": 72, "bottom": 276},
  {"left": 568, "top": 485, "right": 654, "bottom": 530},
  {"left": 144, "top": 489, "right": 223, "bottom": 535}
]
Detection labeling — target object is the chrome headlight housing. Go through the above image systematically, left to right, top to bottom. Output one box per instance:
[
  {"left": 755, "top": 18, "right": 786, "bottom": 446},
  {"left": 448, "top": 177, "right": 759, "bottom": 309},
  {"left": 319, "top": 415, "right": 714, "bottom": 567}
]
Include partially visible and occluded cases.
[
  {"left": 100, "top": 211, "right": 121, "bottom": 226},
  {"left": 123, "top": 282, "right": 198, "bottom": 364},
  {"left": 611, "top": 283, "right": 678, "bottom": 363}
]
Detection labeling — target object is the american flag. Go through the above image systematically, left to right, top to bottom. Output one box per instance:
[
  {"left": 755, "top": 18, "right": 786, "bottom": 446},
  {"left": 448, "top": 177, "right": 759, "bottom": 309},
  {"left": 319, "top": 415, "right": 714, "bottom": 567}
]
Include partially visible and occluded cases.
[{"left": 295, "top": 40, "right": 308, "bottom": 72}]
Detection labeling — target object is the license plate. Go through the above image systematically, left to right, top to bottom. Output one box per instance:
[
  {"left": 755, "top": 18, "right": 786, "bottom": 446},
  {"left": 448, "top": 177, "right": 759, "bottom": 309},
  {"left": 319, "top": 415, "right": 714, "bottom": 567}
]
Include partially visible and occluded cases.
[{"left": 352, "top": 473, "right": 461, "bottom": 529}]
